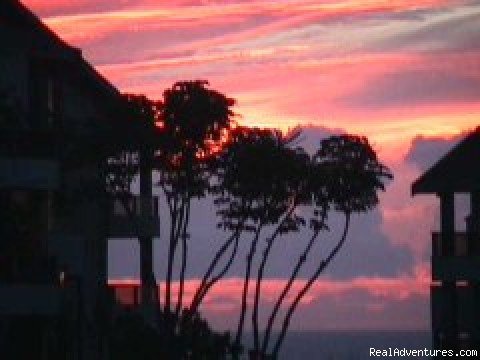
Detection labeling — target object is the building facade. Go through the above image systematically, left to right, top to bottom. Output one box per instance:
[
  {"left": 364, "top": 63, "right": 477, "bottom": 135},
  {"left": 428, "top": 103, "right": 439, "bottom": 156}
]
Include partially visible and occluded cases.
[
  {"left": 0, "top": 1, "right": 158, "bottom": 359},
  {"left": 412, "top": 128, "right": 480, "bottom": 352}
]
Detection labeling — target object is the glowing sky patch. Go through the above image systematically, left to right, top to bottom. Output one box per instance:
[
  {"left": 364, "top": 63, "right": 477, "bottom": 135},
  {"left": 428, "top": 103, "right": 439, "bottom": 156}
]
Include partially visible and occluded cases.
[{"left": 21, "top": 0, "right": 480, "bottom": 330}]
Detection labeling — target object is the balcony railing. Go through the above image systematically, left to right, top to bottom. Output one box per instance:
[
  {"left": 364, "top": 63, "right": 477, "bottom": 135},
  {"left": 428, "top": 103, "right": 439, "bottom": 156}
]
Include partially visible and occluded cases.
[
  {"left": 432, "top": 232, "right": 480, "bottom": 281},
  {"left": 432, "top": 232, "right": 469, "bottom": 257},
  {"left": 108, "top": 281, "right": 161, "bottom": 309},
  {"left": 109, "top": 282, "right": 141, "bottom": 308},
  {"left": 431, "top": 284, "right": 479, "bottom": 333}
]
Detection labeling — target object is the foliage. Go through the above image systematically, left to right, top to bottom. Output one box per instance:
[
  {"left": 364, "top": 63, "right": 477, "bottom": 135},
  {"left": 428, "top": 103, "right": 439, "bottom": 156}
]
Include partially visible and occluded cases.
[
  {"left": 154, "top": 80, "right": 236, "bottom": 315},
  {"left": 104, "top": 82, "right": 392, "bottom": 359},
  {"left": 214, "top": 126, "right": 310, "bottom": 231},
  {"left": 314, "top": 135, "right": 392, "bottom": 213},
  {"left": 109, "top": 308, "right": 232, "bottom": 360}
]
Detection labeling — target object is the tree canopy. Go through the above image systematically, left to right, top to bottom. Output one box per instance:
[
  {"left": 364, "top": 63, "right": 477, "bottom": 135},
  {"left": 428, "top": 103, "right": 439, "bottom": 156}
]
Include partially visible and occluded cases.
[{"left": 101, "top": 81, "right": 392, "bottom": 359}]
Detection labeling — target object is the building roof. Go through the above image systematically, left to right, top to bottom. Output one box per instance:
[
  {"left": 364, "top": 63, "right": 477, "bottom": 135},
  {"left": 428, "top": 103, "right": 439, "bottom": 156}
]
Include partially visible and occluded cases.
[
  {"left": 0, "top": 0, "right": 121, "bottom": 103},
  {"left": 412, "top": 127, "right": 480, "bottom": 195}
]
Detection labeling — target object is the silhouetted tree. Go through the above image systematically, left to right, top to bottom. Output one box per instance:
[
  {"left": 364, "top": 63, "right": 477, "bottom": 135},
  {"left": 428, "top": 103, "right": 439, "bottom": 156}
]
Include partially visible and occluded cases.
[
  {"left": 155, "top": 80, "right": 235, "bottom": 318},
  {"left": 101, "top": 83, "right": 392, "bottom": 360},
  {"left": 188, "top": 127, "right": 267, "bottom": 315},
  {"left": 197, "top": 127, "right": 309, "bottom": 358},
  {"left": 257, "top": 135, "right": 393, "bottom": 359}
]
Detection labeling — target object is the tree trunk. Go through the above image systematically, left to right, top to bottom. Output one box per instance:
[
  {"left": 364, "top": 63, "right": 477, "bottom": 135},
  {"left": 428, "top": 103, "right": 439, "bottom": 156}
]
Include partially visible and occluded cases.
[
  {"left": 176, "top": 200, "right": 191, "bottom": 318},
  {"left": 164, "top": 203, "right": 177, "bottom": 312},
  {"left": 252, "top": 205, "right": 296, "bottom": 354},
  {"left": 271, "top": 214, "right": 350, "bottom": 358},
  {"left": 190, "top": 221, "right": 245, "bottom": 313},
  {"left": 233, "top": 224, "right": 263, "bottom": 359},
  {"left": 189, "top": 226, "right": 241, "bottom": 313},
  {"left": 261, "top": 228, "right": 320, "bottom": 354}
]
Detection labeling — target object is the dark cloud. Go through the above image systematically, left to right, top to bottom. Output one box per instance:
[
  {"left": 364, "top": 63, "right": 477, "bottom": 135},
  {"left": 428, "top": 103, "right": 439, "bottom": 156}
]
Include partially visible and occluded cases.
[
  {"left": 376, "top": 8, "right": 480, "bottom": 53},
  {"left": 341, "top": 66, "right": 480, "bottom": 109},
  {"left": 109, "top": 125, "right": 414, "bottom": 281},
  {"left": 406, "top": 132, "right": 471, "bottom": 232},
  {"left": 405, "top": 133, "right": 465, "bottom": 172},
  {"left": 259, "top": 207, "right": 413, "bottom": 280}
]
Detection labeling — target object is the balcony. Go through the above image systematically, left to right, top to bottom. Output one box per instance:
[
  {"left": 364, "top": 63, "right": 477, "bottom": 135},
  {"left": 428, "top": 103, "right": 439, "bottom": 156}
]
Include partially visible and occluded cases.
[
  {"left": 0, "top": 158, "right": 59, "bottom": 189},
  {"left": 108, "top": 196, "right": 160, "bottom": 238},
  {"left": 432, "top": 232, "right": 480, "bottom": 281},
  {"left": 432, "top": 232, "right": 469, "bottom": 257},
  {"left": 108, "top": 281, "right": 161, "bottom": 309},
  {"left": 109, "top": 281, "right": 141, "bottom": 308},
  {"left": 431, "top": 284, "right": 479, "bottom": 333}
]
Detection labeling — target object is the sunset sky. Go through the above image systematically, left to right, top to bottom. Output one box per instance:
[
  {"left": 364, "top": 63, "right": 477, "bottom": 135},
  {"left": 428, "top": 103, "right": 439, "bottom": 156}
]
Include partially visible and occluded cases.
[{"left": 22, "top": 0, "right": 480, "bottom": 331}]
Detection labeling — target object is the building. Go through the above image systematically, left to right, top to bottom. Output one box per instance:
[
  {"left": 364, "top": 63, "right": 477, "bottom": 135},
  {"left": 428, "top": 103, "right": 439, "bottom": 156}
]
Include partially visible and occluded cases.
[
  {"left": 0, "top": 1, "right": 159, "bottom": 359},
  {"left": 412, "top": 127, "right": 480, "bottom": 352}
]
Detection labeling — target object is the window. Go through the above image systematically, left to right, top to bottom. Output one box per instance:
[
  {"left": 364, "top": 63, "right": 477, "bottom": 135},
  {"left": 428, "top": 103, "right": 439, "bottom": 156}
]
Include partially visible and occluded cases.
[
  {"left": 29, "top": 58, "right": 61, "bottom": 128},
  {"left": 47, "top": 76, "right": 55, "bottom": 113}
]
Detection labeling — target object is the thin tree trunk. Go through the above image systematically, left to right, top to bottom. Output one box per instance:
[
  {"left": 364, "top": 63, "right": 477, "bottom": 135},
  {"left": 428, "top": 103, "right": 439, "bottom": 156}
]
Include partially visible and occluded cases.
[
  {"left": 166, "top": 195, "right": 189, "bottom": 315},
  {"left": 165, "top": 198, "right": 178, "bottom": 312},
  {"left": 176, "top": 200, "right": 191, "bottom": 318},
  {"left": 252, "top": 205, "right": 297, "bottom": 355},
  {"left": 271, "top": 214, "right": 351, "bottom": 358},
  {"left": 189, "top": 219, "right": 245, "bottom": 313},
  {"left": 233, "top": 224, "right": 263, "bottom": 358},
  {"left": 261, "top": 228, "right": 320, "bottom": 354},
  {"left": 194, "top": 229, "right": 241, "bottom": 310},
  {"left": 190, "top": 230, "right": 237, "bottom": 311}
]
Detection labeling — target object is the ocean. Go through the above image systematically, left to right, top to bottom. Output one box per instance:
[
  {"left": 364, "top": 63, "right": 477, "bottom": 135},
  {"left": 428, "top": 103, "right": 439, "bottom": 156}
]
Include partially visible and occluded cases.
[{"left": 245, "top": 331, "right": 431, "bottom": 359}]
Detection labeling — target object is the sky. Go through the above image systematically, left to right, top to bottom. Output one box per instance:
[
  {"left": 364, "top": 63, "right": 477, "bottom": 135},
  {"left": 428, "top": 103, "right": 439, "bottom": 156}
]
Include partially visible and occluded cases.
[{"left": 22, "top": 0, "right": 480, "bottom": 331}]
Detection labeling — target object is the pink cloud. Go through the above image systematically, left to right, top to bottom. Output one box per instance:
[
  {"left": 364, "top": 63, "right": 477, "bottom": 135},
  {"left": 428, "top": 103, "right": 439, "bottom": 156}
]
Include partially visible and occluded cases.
[
  {"left": 26, "top": 0, "right": 461, "bottom": 45},
  {"left": 109, "top": 264, "right": 429, "bottom": 330}
]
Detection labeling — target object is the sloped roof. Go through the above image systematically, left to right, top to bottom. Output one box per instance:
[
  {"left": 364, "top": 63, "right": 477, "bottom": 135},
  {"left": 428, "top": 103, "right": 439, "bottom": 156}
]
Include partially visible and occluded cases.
[
  {"left": 0, "top": 0, "right": 121, "bottom": 103},
  {"left": 0, "top": 0, "right": 71, "bottom": 50},
  {"left": 412, "top": 127, "right": 480, "bottom": 195}
]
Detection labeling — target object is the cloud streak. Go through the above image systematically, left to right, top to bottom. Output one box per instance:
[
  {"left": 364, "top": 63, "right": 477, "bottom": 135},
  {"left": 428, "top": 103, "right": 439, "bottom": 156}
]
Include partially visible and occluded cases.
[
  {"left": 21, "top": 0, "right": 480, "bottom": 331},
  {"left": 109, "top": 263, "right": 429, "bottom": 330}
]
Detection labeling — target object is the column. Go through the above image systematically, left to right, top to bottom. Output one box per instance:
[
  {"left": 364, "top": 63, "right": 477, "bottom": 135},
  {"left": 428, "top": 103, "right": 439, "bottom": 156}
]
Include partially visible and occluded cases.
[
  {"left": 139, "top": 147, "right": 157, "bottom": 310},
  {"left": 467, "top": 191, "right": 480, "bottom": 255},
  {"left": 468, "top": 191, "right": 480, "bottom": 351},
  {"left": 439, "top": 192, "right": 457, "bottom": 351},
  {"left": 440, "top": 192, "right": 455, "bottom": 256}
]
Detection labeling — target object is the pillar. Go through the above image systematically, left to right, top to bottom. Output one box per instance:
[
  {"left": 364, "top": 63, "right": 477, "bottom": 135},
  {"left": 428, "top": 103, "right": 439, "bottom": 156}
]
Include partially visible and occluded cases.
[
  {"left": 139, "top": 147, "right": 157, "bottom": 309},
  {"left": 467, "top": 191, "right": 480, "bottom": 255},
  {"left": 468, "top": 191, "right": 480, "bottom": 351},
  {"left": 438, "top": 192, "right": 457, "bottom": 351},
  {"left": 440, "top": 192, "right": 455, "bottom": 256}
]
